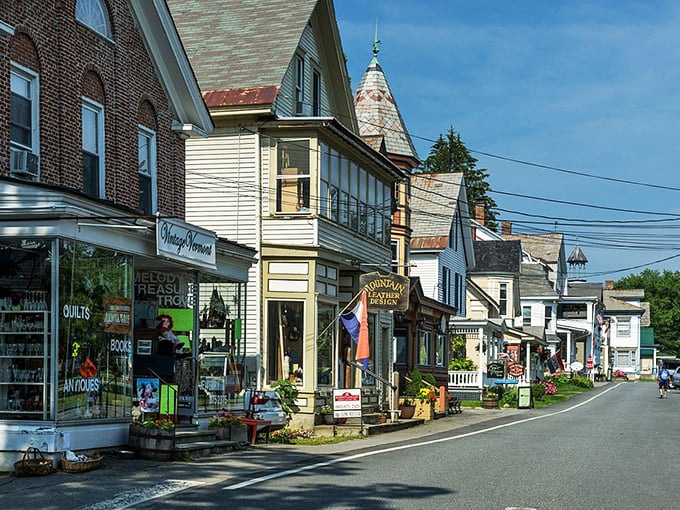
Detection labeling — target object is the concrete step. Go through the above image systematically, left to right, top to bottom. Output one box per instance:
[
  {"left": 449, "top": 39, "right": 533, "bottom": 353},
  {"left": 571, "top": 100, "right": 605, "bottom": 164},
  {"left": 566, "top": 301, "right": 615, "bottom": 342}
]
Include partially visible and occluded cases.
[
  {"left": 174, "top": 429, "right": 217, "bottom": 445},
  {"left": 172, "top": 439, "right": 244, "bottom": 460}
]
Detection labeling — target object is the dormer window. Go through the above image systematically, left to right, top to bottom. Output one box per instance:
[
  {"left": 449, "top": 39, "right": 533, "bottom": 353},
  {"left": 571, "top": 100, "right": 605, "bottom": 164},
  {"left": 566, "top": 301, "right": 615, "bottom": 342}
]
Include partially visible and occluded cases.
[{"left": 76, "top": 0, "right": 111, "bottom": 38}]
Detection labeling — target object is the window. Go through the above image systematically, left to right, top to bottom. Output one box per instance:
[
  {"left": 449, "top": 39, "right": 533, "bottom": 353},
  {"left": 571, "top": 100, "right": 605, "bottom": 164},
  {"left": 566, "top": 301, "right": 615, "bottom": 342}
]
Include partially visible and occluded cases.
[
  {"left": 76, "top": 0, "right": 111, "bottom": 38},
  {"left": 294, "top": 55, "right": 305, "bottom": 115},
  {"left": 10, "top": 65, "right": 39, "bottom": 152},
  {"left": 312, "top": 69, "right": 321, "bottom": 116},
  {"left": 82, "top": 99, "right": 105, "bottom": 198},
  {"left": 138, "top": 127, "right": 157, "bottom": 214},
  {"left": 276, "top": 140, "right": 310, "bottom": 213},
  {"left": 391, "top": 240, "right": 399, "bottom": 273},
  {"left": 442, "top": 267, "right": 451, "bottom": 304},
  {"left": 455, "top": 273, "right": 463, "bottom": 312},
  {"left": 499, "top": 282, "right": 507, "bottom": 315},
  {"left": 267, "top": 301, "right": 304, "bottom": 384},
  {"left": 317, "top": 303, "right": 335, "bottom": 385},
  {"left": 523, "top": 306, "right": 531, "bottom": 326},
  {"left": 545, "top": 306, "right": 552, "bottom": 329},
  {"left": 616, "top": 318, "right": 631, "bottom": 338},
  {"left": 418, "top": 330, "right": 431, "bottom": 365},
  {"left": 435, "top": 334, "right": 446, "bottom": 367},
  {"left": 614, "top": 349, "right": 635, "bottom": 369}
]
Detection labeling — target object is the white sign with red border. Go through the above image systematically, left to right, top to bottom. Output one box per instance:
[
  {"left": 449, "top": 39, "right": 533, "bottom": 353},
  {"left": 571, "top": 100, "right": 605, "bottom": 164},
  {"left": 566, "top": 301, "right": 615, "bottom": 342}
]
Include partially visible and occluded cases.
[{"left": 333, "top": 388, "right": 362, "bottom": 418}]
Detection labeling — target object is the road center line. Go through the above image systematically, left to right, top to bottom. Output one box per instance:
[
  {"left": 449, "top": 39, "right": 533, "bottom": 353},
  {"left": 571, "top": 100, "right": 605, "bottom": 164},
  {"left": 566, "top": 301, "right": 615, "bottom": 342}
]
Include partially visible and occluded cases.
[{"left": 224, "top": 384, "right": 620, "bottom": 490}]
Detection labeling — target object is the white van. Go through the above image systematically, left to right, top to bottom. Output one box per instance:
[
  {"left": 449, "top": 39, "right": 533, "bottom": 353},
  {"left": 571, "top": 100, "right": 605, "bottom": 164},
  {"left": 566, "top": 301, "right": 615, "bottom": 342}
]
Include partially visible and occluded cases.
[{"left": 243, "top": 390, "right": 287, "bottom": 431}]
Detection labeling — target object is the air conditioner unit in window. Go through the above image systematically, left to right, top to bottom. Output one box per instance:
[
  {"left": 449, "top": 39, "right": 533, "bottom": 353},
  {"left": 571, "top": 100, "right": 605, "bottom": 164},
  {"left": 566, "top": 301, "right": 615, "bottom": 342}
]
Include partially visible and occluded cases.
[{"left": 9, "top": 149, "right": 39, "bottom": 179}]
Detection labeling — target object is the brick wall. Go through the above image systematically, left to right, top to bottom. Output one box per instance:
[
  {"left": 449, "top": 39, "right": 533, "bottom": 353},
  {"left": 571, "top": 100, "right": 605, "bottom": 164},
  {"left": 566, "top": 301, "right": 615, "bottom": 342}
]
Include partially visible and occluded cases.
[{"left": 0, "top": 0, "right": 186, "bottom": 218}]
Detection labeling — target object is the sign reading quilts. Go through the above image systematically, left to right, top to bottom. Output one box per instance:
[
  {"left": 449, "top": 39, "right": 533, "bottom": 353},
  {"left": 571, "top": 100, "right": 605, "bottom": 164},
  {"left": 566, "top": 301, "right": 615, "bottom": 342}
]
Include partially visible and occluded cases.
[{"left": 359, "top": 272, "right": 409, "bottom": 311}]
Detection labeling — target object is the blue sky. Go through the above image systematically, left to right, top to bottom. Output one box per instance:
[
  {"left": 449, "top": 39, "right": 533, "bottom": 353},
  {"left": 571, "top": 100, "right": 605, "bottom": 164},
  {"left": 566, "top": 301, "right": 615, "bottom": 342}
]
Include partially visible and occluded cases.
[{"left": 335, "top": 1, "right": 680, "bottom": 282}]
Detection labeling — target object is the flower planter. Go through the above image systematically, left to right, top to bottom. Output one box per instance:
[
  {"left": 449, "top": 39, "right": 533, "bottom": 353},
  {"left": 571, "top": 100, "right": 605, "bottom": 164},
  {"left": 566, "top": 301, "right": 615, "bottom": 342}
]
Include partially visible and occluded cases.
[
  {"left": 481, "top": 398, "right": 499, "bottom": 409},
  {"left": 414, "top": 400, "right": 435, "bottom": 420},
  {"left": 398, "top": 404, "right": 416, "bottom": 419},
  {"left": 322, "top": 414, "right": 335, "bottom": 425},
  {"left": 129, "top": 424, "right": 175, "bottom": 461},
  {"left": 229, "top": 424, "right": 248, "bottom": 443},
  {"left": 210, "top": 425, "right": 229, "bottom": 440}
]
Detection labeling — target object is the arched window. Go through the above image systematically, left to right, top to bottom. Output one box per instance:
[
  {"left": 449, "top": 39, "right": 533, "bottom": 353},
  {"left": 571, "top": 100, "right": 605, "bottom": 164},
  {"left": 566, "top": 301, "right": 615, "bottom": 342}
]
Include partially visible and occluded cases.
[{"left": 76, "top": 0, "right": 111, "bottom": 38}]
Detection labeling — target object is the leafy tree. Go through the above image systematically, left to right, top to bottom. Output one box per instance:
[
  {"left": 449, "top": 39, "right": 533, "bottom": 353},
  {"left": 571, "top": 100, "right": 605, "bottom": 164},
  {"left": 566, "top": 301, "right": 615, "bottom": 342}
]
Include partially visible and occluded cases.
[
  {"left": 418, "top": 127, "right": 498, "bottom": 230},
  {"left": 615, "top": 269, "right": 680, "bottom": 355}
]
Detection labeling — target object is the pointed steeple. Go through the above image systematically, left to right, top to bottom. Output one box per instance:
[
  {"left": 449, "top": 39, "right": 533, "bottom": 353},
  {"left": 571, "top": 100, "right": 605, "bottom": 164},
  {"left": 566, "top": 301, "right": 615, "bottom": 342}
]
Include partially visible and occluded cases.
[{"left": 353, "top": 25, "right": 419, "bottom": 167}]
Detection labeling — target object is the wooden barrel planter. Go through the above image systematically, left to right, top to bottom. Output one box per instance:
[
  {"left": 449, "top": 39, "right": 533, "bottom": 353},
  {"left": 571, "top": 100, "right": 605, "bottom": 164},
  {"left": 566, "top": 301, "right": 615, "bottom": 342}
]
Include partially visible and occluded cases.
[
  {"left": 481, "top": 398, "right": 499, "bottom": 409},
  {"left": 129, "top": 424, "right": 175, "bottom": 461}
]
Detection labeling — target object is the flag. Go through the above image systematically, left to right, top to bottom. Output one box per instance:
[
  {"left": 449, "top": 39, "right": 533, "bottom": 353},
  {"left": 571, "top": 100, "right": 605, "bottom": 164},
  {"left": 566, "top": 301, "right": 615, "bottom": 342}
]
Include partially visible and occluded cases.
[
  {"left": 340, "top": 290, "right": 370, "bottom": 370},
  {"left": 596, "top": 312, "right": 604, "bottom": 326},
  {"left": 555, "top": 350, "right": 565, "bottom": 371}
]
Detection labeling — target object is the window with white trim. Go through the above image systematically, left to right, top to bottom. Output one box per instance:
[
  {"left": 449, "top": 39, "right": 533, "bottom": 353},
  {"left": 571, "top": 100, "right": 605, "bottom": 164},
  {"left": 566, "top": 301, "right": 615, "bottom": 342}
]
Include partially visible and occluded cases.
[
  {"left": 76, "top": 0, "right": 111, "bottom": 38},
  {"left": 10, "top": 64, "right": 39, "bottom": 153},
  {"left": 82, "top": 98, "right": 105, "bottom": 198},
  {"left": 138, "top": 126, "right": 157, "bottom": 214},
  {"left": 276, "top": 140, "right": 310, "bottom": 213},
  {"left": 499, "top": 282, "right": 508, "bottom": 315},
  {"left": 616, "top": 318, "right": 631, "bottom": 338}
]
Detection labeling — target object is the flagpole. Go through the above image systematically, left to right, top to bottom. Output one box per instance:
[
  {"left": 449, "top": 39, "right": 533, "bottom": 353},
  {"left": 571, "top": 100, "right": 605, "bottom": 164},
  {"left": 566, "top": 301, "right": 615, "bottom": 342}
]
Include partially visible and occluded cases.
[{"left": 316, "top": 286, "right": 366, "bottom": 341}]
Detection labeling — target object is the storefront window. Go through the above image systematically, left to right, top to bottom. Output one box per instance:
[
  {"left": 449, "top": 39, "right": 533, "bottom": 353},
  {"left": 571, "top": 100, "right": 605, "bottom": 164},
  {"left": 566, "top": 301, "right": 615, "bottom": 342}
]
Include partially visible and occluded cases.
[
  {"left": 0, "top": 239, "right": 52, "bottom": 420},
  {"left": 58, "top": 240, "right": 133, "bottom": 421},
  {"left": 267, "top": 300, "right": 304, "bottom": 385},
  {"left": 317, "top": 302, "right": 335, "bottom": 386},
  {"left": 418, "top": 330, "right": 431, "bottom": 366},
  {"left": 435, "top": 334, "right": 446, "bottom": 367}
]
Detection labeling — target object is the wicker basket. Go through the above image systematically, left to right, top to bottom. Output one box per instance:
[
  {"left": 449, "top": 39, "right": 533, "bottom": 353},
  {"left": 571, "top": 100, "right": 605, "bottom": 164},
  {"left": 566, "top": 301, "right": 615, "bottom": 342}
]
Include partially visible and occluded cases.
[
  {"left": 14, "top": 447, "right": 54, "bottom": 477},
  {"left": 61, "top": 452, "right": 103, "bottom": 473}
]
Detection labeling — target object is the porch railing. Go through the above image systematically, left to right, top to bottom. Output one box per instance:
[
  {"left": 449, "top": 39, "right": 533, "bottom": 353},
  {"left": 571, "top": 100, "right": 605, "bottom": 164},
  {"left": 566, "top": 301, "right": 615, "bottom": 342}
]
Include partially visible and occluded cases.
[{"left": 448, "top": 370, "right": 480, "bottom": 388}]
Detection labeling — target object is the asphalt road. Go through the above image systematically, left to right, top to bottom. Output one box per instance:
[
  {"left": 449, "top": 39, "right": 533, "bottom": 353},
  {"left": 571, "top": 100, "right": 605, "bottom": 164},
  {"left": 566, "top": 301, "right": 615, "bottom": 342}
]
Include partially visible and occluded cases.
[{"left": 1, "top": 381, "right": 675, "bottom": 510}]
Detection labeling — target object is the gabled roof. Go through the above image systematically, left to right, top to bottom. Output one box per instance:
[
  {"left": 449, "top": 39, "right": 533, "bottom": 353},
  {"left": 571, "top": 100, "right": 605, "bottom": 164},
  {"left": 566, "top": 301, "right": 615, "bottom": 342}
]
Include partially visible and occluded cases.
[
  {"left": 129, "top": 0, "right": 213, "bottom": 136},
  {"left": 168, "top": 0, "right": 356, "bottom": 127},
  {"left": 354, "top": 48, "right": 419, "bottom": 165},
  {"left": 410, "top": 172, "right": 463, "bottom": 248},
  {"left": 504, "top": 232, "right": 564, "bottom": 265},
  {"left": 470, "top": 240, "right": 521, "bottom": 273},
  {"left": 520, "top": 262, "right": 558, "bottom": 298},
  {"left": 465, "top": 278, "right": 500, "bottom": 317},
  {"left": 565, "top": 280, "right": 603, "bottom": 299},
  {"left": 603, "top": 289, "right": 645, "bottom": 315}
]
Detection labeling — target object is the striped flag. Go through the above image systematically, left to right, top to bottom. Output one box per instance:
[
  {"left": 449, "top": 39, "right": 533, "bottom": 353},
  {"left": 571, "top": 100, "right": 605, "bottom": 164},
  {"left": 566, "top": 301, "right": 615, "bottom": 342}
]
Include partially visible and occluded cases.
[{"left": 340, "top": 290, "right": 370, "bottom": 370}]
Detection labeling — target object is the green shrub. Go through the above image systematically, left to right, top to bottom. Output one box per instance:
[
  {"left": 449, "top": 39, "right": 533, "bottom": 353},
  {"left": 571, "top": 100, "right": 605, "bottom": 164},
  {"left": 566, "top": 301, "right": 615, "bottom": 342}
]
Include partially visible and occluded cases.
[
  {"left": 448, "top": 358, "right": 476, "bottom": 371},
  {"left": 570, "top": 375, "right": 594, "bottom": 388},
  {"left": 531, "top": 383, "right": 546, "bottom": 400},
  {"left": 499, "top": 387, "right": 518, "bottom": 407}
]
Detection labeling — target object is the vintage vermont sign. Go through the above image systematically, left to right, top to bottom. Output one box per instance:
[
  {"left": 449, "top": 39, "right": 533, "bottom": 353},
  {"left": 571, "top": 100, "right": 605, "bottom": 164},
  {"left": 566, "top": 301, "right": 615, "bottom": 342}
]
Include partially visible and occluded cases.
[{"left": 359, "top": 272, "right": 409, "bottom": 311}]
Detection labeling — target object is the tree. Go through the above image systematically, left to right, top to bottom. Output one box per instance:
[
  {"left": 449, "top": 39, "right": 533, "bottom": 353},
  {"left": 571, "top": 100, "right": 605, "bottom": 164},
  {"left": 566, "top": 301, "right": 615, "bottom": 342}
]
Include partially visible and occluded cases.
[
  {"left": 418, "top": 127, "right": 498, "bottom": 230},
  {"left": 615, "top": 269, "right": 680, "bottom": 355}
]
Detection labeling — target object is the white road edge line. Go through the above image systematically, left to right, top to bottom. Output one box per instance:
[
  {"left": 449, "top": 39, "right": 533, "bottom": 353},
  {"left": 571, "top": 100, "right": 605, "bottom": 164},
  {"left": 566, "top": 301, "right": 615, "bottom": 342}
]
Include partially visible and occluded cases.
[{"left": 224, "top": 384, "right": 620, "bottom": 490}]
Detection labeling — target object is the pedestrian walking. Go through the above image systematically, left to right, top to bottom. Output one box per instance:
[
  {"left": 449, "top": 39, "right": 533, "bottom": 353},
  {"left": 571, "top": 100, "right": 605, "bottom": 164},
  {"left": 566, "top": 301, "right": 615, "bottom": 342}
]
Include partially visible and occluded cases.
[{"left": 657, "top": 365, "right": 671, "bottom": 398}]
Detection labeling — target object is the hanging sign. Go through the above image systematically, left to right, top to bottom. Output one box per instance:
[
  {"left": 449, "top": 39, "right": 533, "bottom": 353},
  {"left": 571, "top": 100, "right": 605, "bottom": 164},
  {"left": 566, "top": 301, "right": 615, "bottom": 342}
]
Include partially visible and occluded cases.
[
  {"left": 157, "top": 218, "right": 216, "bottom": 269},
  {"left": 359, "top": 272, "right": 410, "bottom": 311},
  {"left": 507, "top": 362, "right": 525, "bottom": 377}
]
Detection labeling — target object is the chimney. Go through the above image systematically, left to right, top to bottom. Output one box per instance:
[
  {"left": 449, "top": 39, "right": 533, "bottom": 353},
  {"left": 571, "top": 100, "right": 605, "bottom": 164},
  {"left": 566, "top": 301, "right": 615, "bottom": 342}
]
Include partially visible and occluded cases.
[
  {"left": 475, "top": 202, "right": 485, "bottom": 226},
  {"left": 501, "top": 221, "right": 512, "bottom": 236},
  {"left": 605, "top": 280, "right": 614, "bottom": 290}
]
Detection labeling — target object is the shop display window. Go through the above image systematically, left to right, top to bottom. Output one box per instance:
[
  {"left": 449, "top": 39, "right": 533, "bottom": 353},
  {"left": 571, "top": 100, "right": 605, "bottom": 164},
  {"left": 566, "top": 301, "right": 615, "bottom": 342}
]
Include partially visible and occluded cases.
[
  {"left": 0, "top": 239, "right": 51, "bottom": 420},
  {"left": 58, "top": 240, "right": 133, "bottom": 421},
  {"left": 266, "top": 300, "right": 304, "bottom": 385}
]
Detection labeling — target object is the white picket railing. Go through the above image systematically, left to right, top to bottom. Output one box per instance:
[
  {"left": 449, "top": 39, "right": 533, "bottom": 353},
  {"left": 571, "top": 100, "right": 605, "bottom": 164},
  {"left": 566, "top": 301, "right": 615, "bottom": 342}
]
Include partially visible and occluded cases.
[{"left": 448, "top": 370, "right": 480, "bottom": 388}]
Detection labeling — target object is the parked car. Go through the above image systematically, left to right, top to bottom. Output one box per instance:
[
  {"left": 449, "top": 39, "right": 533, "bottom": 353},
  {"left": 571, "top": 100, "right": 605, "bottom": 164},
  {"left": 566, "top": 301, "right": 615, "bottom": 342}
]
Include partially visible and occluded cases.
[
  {"left": 670, "top": 368, "right": 680, "bottom": 389},
  {"left": 242, "top": 390, "right": 287, "bottom": 432}
]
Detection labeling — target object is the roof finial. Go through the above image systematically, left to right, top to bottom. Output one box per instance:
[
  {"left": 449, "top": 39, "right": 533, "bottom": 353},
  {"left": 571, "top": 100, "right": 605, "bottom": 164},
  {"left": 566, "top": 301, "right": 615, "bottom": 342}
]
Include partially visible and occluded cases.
[{"left": 371, "top": 20, "right": 381, "bottom": 63}]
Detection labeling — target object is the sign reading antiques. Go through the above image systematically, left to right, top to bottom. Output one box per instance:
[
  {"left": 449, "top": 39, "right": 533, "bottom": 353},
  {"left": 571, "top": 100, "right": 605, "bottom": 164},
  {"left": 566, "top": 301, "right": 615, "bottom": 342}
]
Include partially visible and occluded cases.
[{"left": 359, "top": 272, "right": 409, "bottom": 311}]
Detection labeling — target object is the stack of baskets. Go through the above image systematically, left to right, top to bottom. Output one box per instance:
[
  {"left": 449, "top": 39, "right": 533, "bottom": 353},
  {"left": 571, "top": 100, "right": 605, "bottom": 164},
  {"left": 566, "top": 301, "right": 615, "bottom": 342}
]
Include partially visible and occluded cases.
[
  {"left": 14, "top": 447, "right": 54, "bottom": 477},
  {"left": 61, "top": 451, "right": 103, "bottom": 473}
]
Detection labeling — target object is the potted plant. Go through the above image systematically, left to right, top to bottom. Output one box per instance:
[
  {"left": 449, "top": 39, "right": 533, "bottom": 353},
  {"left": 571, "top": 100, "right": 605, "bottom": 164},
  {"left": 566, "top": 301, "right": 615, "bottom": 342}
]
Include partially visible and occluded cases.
[
  {"left": 482, "top": 390, "right": 499, "bottom": 409},
  {"left": 398, "top": 397, "right": 417, "bottom": 419},
  {"left": 319, "top": 404, "right": 335, "bottom": 425},
  {"left": 209, "top": 412, "right": 246, "bottom": 441},
  {"left": 128, "top": 416, "right": 175, "bottom": 460}
]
